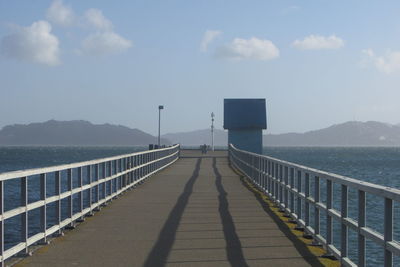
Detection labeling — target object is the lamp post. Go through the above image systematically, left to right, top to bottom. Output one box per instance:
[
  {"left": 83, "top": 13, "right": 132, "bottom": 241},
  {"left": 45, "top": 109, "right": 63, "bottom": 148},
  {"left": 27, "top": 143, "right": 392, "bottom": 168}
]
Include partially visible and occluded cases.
[
  {"left": 158, "top": 105, "right": 164, "bottom": 148},
  {"left": 211, "top": 112, "right": 215, "bottom": 151}
]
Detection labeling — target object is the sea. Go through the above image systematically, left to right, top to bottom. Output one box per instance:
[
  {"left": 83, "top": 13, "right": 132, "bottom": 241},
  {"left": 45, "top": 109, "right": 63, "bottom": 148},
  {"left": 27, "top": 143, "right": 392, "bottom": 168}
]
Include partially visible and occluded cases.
[{"left": 1, "top": 146, "right": 400, "bottom": 266}]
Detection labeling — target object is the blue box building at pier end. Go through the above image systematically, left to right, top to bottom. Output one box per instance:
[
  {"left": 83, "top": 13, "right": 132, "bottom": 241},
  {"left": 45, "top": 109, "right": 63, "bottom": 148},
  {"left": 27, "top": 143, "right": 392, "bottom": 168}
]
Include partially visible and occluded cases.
[{"left": 223, "top": 99, "right": 267, "bottom": 154}]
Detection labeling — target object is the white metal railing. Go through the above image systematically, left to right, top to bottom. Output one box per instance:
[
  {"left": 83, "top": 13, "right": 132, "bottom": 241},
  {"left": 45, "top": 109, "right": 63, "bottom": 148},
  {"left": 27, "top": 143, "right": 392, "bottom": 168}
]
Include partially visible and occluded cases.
[
  {"left": 0, "top": 144, "right": 180, "bottom": 265},
  {"left": 229, "top": 144, "right": 400, "bottom": 267}
]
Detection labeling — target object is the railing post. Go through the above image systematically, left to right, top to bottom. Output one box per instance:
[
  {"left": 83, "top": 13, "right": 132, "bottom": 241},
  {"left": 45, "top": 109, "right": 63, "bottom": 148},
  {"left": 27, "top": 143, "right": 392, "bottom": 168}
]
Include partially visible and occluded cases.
[
  {"left": 139, "top": 155, "right": 142, "bottom": 180},
  {"left": 134, "top": 156, "right": 138, "bottom": 182},
  {"left": 251, "top": 156, "right": 255, "bottom": 183},
  {"left": 129, "top": 157, "right": 133, "bottom": 185},
  {"left": 259, "top": 157, "right": 262, "bottom": 187},
  {"left": 260, "top": 158, "right": 264, "bottom": 190},
  {"left": 107, "top": 161, "right": 112, "bottom": 197},
  {"left": 267, "top": 161, "right": 271, "bottom": 195},
  {"left": 102, "top": 162, "right": 106, "bottom": 201},
  {"left": 271, "top": 162, "right": 275, "bottom": 199},
  {"left": 275, "top": 163, "right": 279, "bottom": 202},
  {"left": 95, "top": 164, "right": 100, "bottom": 210},
  {"left": 87, "top": 165, "right": 92, "bottom": 215},
  {"left": 279, "top": 165, "right": 283, "bottom": 206},
  {"left": 284, "top": 166, "right": 289, "bottom": 211},
  {"left": 78, "top": 167, "right": 84, "bottom": 221},
  {"left": 290, "top": 168, "right": 295, "bottom": 214},
  {"left": 67, "top": 169, "right": 73, "bottom": 227},
  {"left": 296, "top": 170, "right": 302, "bottom": 228},
  {"left": 55, "top": 171, "right": 62, "bottom": 236},
  {"left": 304, "top": 173, "right": 310, "bottom": 233},
  {"left": 40, "top": 174, "right": 47, "bottom": 244},
  {"left": 313, "top": 176, "right": 320, "bottom": 245},
  {"left": 20, "top": 177, "right": 28, "bottom": 255},
  {"left": 326, "top": 179, "right": 333, "bottom": 251},
  {"left": 0, "top": 180, "right": 3, "bottom": 267},
  {"left": 341, "top": 184, "right": 348, "bottom": 260},
  {"left": 358, "top": 190, "right": 366, "bottom": 267},
  {"left": 384, "top": 197, "right": 393, "bottom": 267}
]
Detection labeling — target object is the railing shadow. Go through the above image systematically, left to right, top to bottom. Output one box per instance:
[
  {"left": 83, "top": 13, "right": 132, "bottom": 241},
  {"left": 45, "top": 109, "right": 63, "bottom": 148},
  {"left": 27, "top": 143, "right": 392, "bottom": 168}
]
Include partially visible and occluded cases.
[
  {"left": 143, "top": 158, "right": 201, "bottom": 267},
  {"left": 213, "top": 158, "right": 249, "bottom": 267},
  {"left": 239, "top": 176, "right": 324, "bottom": 267}
]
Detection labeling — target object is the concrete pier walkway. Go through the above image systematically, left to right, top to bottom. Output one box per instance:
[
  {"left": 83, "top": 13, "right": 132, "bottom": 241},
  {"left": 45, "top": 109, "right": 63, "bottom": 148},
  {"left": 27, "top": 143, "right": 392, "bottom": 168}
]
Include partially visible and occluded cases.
[{"left": 16, "top": 150, "right": 322, "bottom": 267}]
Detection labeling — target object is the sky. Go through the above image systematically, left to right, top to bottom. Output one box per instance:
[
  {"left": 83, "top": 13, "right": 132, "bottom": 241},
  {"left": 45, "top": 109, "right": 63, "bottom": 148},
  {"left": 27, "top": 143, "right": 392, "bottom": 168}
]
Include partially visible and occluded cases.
[{"left": 1, "top": 1, "right": 400, "bottom": 135}]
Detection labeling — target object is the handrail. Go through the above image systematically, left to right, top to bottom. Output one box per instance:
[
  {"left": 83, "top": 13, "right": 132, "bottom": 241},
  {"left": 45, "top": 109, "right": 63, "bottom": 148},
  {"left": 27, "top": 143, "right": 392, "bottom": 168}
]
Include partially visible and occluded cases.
[
  {"left": 0, "top": 144, "right": 180, "bottom": 265},
  {"left": 229, "top": 144, "right": 399, "bottom": 267},
  {"left": 0, "top": 145, "right": 177, "bottom": 181}
]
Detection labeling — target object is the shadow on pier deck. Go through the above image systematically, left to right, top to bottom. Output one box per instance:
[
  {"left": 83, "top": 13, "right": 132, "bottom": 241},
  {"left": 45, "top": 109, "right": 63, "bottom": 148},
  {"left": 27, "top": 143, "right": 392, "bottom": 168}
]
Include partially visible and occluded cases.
[{"left": 16, "top": 150, "right": 327, "bottom": 267}]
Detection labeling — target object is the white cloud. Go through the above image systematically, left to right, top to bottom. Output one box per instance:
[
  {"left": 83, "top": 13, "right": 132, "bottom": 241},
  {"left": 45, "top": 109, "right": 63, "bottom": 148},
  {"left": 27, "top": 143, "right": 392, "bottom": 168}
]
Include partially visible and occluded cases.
[
  {"left": 46, "top": 0, "right": 75, "bottom": 27},
  {"left": 78, "top": 8, "right": 132, "bottom": 56},
  {"left": 84, "top": 8, "right": 113, "bottom": 31},
  {"left": 0, "top": 21, "right": 60, "bottom": 66},
  {"left": 200, "top": 30, "right": 221, "bottom": 52},
  {"left": 81, "top": 32, "right": 132, "bottom": 56},
  {"left": 292, "top": 35, "right": 344, "bottom": 50},
  {"left": 215, "top": 37, "right": 279, "bottom": 61},
  {"left": 362, "top": 49, "right": 400, "bottom": 74}
]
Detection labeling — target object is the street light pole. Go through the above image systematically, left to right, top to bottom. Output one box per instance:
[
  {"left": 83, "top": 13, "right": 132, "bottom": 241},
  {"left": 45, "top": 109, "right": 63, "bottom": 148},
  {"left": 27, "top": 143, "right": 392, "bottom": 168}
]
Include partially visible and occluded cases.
[
  {"left": 158, "top": 105, "right": 164, "bottom": 148},
  {"left": 211, "top": 112, "right": 215, "bottom": 151}
]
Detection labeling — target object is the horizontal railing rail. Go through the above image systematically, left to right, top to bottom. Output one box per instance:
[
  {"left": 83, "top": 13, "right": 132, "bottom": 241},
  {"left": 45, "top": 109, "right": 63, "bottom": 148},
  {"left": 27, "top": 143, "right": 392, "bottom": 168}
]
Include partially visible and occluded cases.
[
  {"left": 0, "top": 144, "right": 180, "bottom": 265},
  {"left": 229, "top": 144, "right": 400, "bottom": 267}
]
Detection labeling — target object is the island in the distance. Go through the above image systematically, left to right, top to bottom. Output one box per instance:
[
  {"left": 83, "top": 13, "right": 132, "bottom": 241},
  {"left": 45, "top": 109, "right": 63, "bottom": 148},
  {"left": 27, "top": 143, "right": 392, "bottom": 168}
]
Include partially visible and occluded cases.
[{"left": 1, "top": 120, "right": 400, "bottom": 147}]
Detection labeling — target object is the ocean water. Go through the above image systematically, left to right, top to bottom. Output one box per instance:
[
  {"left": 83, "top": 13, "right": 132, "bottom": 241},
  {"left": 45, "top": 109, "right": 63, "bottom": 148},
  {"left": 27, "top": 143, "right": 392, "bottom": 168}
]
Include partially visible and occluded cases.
[{"left": 263, "top": 147, "right": 400, "bottom": 266}]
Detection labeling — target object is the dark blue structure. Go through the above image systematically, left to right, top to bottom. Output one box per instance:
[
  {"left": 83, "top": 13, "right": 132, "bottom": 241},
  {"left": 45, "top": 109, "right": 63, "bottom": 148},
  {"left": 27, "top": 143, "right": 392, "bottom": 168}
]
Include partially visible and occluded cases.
[{"left": 223, "top": 99, "right": 267, "bottom": 154}]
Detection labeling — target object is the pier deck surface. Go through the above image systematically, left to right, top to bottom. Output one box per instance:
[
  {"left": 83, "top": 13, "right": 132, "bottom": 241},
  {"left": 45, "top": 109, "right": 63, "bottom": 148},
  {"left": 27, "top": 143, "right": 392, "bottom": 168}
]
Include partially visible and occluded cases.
[{"left": 17, "top": 150, "right": 321, "bottom": 267}]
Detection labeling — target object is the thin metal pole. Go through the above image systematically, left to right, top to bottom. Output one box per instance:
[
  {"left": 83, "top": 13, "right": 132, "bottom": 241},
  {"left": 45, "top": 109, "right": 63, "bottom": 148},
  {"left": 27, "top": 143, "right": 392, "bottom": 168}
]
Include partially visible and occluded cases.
[
  {"left": 158, "top": 108, "right": 161, "bottom": 147},
  {"left": 211, "top": 112, "right": 215, "bottom": 151},
  {"left": 87, "top": 165, "right": 92, "bottom": 214},
  {"left": 78, "top": 167, "right": 83, "bottom": 220},
  {"left": 290, "top": 168, "right": 295, "bottom": 213},
  {"left": 67, "top": 169, "right": 73, "bottom": 226},
  {"left": 297, "top": 170, "right": 302, "bottom": 225},
  {"left": 55, "top": 171, "right": 61, "bottom": 235},
  {"left": 305, "top": 173, "right": 310, "bottom": 228},
  {"left": 40, "top": 174, "right": 47, "bottom": 243},
  {"left": 314, "top": 176, "right": 320, "bottom": 240},
  {"left": 21, "top": 177, "right": 28, "bottom": 254},
  {"left": 0, "top": 180, "right": 3, "bottom": 267},
  {"left": 327, "top": 180, "right": 333, "bottom": 248},
  {"left": 341, "top": 184, "right": 348, "bottom": 260},
  {"left": 358, "top": 190, "right": 366, "bottom": 267},
  {"left": 384, "top": 197, "right": 393, "bottom": 267}
]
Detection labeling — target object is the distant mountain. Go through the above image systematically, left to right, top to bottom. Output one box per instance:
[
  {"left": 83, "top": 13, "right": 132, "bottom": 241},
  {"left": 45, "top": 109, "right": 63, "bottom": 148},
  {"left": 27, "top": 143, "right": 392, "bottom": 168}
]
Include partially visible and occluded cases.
[
  {"left": 0, "top": 120, "right": 170, "bottom": 146},
  {"left": 2, "top": 120, "right": 399, "bottom": 147},
  {"left": 164, "top": 121, "right": 400, "bottom": 147},
  {"left": 265, "top": 121, "right": 400, "bottom": 146}
]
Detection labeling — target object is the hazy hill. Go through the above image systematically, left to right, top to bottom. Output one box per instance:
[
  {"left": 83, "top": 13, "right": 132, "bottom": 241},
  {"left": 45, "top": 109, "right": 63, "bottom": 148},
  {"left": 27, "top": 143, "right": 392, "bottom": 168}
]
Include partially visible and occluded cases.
[
  {"left": 0, "top": 120, "right": 170, "bottom": 146},
  {"left": 2, "top": 120, "right": 399, "bottom": 147},
  {"left": 164, "top": 121, "right": 400, "bottom": 147},
  {"left": 265, "top": 121, "right": 400, "bottom": 146}
]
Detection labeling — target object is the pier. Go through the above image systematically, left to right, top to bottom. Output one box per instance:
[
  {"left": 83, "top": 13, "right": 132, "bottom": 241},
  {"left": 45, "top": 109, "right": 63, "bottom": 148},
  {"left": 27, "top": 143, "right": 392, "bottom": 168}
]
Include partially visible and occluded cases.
[
  {"left": 0, "top": 145, "right": 399, "bottom": 266},
  {"left": 12, "top": 150, "right": 322, "bottom": 267}
]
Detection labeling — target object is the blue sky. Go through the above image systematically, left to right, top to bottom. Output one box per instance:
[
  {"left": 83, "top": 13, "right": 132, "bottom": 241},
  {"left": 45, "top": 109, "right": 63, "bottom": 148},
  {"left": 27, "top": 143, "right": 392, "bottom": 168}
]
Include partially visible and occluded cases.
[{"left": 1, "top": 1, "right": 400, "bottom": 135}]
